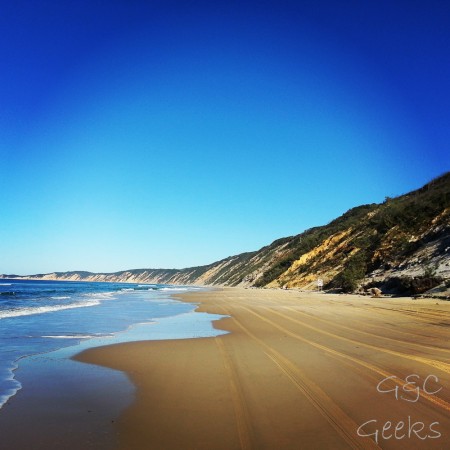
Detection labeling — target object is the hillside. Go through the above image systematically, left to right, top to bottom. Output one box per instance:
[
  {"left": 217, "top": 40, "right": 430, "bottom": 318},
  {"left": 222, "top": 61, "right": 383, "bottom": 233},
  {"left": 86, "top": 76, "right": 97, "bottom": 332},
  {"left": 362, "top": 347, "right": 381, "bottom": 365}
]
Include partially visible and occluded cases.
[{"left": 3, "top": 172, "right": 450, "bottom": 296}]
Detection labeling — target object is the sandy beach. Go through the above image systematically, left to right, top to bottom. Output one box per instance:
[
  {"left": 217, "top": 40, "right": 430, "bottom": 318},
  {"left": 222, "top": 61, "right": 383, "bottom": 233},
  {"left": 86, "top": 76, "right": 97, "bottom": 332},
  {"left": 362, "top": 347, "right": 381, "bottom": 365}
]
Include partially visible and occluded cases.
[{"left": 76, "top": 288, "right": 450, "bottom": 449}]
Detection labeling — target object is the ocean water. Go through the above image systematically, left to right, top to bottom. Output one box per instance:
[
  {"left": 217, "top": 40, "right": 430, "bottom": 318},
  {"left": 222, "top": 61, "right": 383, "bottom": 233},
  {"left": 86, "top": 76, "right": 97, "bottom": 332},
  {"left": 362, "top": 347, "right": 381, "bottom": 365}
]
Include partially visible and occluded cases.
[{"left": 0, "top": 279, "right": 225, "bottom": 411}]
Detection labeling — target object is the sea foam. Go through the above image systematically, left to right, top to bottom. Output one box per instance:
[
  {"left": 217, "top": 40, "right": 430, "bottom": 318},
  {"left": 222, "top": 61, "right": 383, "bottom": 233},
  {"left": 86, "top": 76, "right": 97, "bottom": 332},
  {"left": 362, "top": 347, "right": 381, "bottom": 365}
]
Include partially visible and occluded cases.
[{"left": 0, "top": 300, "right": 100, "bottom": 319}]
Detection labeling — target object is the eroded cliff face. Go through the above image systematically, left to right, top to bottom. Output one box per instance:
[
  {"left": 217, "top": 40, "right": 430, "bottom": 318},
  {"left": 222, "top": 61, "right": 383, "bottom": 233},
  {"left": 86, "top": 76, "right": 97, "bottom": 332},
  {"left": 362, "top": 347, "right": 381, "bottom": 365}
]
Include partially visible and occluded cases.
[
  {"left": 3, "top": 173, "right": 450, "bottom": 296},
  {"left": 268, "top": 213, "right": 450, "bottom": 292},
  {"left": 268, "top": 229, "right": 356, "bottom": 289}
]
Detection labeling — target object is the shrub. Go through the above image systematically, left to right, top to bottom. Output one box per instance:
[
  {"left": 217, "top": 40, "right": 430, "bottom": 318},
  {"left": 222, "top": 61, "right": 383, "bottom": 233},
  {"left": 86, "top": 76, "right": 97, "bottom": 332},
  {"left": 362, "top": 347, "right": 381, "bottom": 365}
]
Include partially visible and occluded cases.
[
  {"left": 330, "top": 251, "right": 368, "bottom": 293},
  {"left": 334, "top": 270, "right": 360, "bottom": 292}
]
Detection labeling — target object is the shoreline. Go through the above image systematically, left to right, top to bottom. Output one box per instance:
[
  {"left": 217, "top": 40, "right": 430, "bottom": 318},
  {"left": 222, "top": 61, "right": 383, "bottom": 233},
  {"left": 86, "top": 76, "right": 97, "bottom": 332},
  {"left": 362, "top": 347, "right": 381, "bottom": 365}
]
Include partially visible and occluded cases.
[
  {"left": 2, "top": 277, "right": 449, "bottom": 302},
  {"left": 0, "top": 287, "right": 224, "bottom": 449},
  {"left": 76, "top": 287, "right": 450, "bottom": 449}
]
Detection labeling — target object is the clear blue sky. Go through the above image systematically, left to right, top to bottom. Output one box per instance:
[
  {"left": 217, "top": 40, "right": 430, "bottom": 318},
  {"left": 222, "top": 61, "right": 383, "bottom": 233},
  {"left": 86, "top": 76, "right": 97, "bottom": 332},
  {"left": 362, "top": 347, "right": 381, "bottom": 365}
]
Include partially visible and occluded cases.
[{"left": 1, "top": 0, "right": 449, "bottom": 274}]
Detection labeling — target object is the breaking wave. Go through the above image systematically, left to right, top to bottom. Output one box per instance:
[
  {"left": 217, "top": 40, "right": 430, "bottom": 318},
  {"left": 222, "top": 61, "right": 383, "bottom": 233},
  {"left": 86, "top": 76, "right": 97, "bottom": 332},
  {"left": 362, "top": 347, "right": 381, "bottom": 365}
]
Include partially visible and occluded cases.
[{"left": 0, "top": 300, "right": 100, "bottom": 319}]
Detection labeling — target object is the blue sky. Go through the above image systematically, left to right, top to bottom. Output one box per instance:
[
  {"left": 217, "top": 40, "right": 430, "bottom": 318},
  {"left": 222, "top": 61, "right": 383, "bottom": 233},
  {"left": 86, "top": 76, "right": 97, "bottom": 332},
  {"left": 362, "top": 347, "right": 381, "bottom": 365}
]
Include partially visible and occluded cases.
[{"left": 1, "top": 0, "right": 449, "bottom": 274}]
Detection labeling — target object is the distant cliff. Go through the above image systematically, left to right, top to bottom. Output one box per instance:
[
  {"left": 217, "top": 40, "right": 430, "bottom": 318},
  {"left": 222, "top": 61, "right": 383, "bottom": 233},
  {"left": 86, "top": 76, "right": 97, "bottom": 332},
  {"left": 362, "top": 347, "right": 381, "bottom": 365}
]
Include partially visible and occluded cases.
[{"left": 3, "top": 172, "right": 450, "bottom": 296}]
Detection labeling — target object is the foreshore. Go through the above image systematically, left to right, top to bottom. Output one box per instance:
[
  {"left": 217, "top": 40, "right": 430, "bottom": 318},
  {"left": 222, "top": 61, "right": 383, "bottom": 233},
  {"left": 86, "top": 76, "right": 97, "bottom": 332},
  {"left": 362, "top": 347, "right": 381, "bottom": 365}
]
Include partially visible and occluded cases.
[{"left": 76, "top": 288, "right": 450, "bottom": 449}]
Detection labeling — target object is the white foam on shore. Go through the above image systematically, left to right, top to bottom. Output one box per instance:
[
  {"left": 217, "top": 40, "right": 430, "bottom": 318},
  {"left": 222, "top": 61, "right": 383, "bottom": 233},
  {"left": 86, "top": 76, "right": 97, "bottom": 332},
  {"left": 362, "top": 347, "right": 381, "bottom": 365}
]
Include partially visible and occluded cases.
[
  {"left": 159, "top": 287, "right": 190, "bottom": 291},
  {"left": 82, "top": 292, "right": 116, "bottom": 299},
  {"left": 50, "top": 296, "right": 70, "bottom": 300},
  {"left": 0, "top": 300, "right": 101, "bottom": 319},
  {"left": 42, "top": 333, "right": 113, "bottom": 339},
  {"left": 0, "top": 362, "right": 22, "bottom": 410}
]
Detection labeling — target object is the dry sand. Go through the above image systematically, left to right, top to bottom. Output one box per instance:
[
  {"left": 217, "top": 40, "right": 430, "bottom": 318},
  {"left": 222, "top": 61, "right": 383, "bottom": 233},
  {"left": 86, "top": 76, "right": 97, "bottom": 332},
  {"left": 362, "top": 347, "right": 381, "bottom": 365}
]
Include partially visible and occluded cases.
[{"left": 76, "top": 288, "right": 450, "bottom": 449}]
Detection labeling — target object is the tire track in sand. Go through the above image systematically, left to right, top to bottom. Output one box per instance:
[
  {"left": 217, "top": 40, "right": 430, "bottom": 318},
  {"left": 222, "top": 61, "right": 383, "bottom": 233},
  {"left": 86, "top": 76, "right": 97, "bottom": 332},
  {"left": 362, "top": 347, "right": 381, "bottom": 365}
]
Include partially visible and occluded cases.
[
  {"left": 342, "top": 303, "right": 450, "bottom": 329},
  {"left": 240, "top": 306, "right": 450, "bottom": 414},
  {"left": 262, "top": 306, "right": 450, "bottom": 376},
  {"left": 281, "top": 306, "right": 450, "bottom": 355},
  {"left": 218, "top": 307, "right": 381, "bottom": 450},
  {"left": 215, "top": 337, "right": 253, "bottom": 450}
]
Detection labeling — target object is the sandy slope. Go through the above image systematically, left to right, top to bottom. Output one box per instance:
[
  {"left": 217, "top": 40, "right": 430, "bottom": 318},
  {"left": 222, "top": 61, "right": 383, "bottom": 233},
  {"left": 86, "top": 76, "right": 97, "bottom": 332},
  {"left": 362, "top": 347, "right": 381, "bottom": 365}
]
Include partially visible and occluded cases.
[{"left": 77, "top": 288, "right": 450, "bottom": 449}]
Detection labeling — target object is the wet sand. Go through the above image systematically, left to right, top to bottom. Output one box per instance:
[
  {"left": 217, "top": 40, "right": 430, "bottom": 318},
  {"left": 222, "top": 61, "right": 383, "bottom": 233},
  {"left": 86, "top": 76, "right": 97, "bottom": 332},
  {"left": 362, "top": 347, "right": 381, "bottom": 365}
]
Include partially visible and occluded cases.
[{"left": 77, "top": 288, "right": 450, "bottom": 449}]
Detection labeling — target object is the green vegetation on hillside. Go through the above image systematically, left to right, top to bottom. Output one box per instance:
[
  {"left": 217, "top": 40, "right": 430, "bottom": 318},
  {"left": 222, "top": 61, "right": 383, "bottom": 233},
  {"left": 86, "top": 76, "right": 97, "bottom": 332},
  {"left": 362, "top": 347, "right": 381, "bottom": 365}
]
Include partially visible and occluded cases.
[
  {"left": 328, "top": 172, "right": 450, "bottom": 292},
  {"left": 254, "top": 204, "right": 378, "bottom": 287}
]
